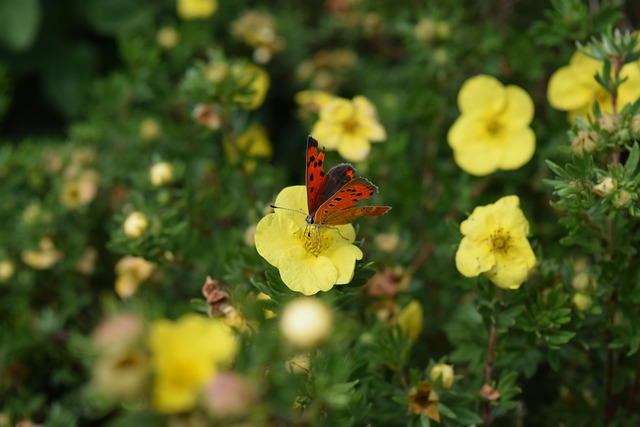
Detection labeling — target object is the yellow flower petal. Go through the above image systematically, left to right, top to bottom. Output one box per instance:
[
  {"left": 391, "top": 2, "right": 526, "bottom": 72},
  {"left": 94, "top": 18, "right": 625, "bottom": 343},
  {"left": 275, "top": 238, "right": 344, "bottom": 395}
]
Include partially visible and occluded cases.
[
  {"left": 547, "top": 65, "right": 595, "bottom": 111},
  {"left": 458, "top": 75, "right": 506, "bottom": 115},
  {"left": 501, "top": 85, "right": 534, "bottom": 127},
  {"left": 295, "top": 90, "right": 336, "bottom": 109},
  {"left": 311, "top": 121, "right": 342, "bottom": 149},
  {"left": 496, "top": 127, "right": 535, "bottom": 170},
  {"left": 337, "top": 134, "right": 372, "bottom": 162},
  {"left": 452, "top": 139, "right": 503, "bottom": 176},
  {"left": 273, "top": 185, "right": 308, "bottom": 223},
  {"left": 255, "top": 214, "right": 301, "bottom": 269},
  {"left": 455, "top": 236, "right": 496, "bottom": 277},
  {"left": 324, "top": 237, "right": 363, "bottom": 284},
  {"left": 487, "top": 238, "right": 536, "bottom": 289},
  {"left": 278, "top": 246, "right": 339, "bottom": 295},
  {"left": 397, "top": 300, "right": 424, "bottom": 339}
]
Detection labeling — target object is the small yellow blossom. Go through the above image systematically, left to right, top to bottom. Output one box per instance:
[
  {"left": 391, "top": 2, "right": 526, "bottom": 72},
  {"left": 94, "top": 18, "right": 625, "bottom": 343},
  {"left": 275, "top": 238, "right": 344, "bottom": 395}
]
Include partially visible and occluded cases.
[
  {"left": 177, "top": 0, "right": 217, "bottom": 20},
  {"left": 231, "top": 10, "right": 285, "bottom": 64},
  {"left": 157, "top": 26, "right": 179, "bottom": 49},
  {"left": 547, "top": 50, "right": 640, "bottom": 122},
  {"left": 231, "top": 61, "right": 270, "bottom": 110},
  {"left": 205, "top": 62, "right": 228, "bottom": 83},
  {"left": 447, "top": 74, "right": 536, "bottom": 176},
  {"left": 310, "top": 95, "right": 386, "bottom": 162},
  {"left": 139, "top": 118, "right": 161, "bottom": 142},
  {"left": 224, "top": 124, "right": 273, "bottom": 173},
  {"left": 150, "top": 162, "right": 174, "bottom": 187},
  {"left": 60, "top": 170, "right": 99, "bottom": 209},
  {"left": 254, "top": 186, "right": 363, "bottom": 295},
  {"left": 455, "top": 195, "right": 536, "bottom": 289},
  {"left": 123, "top": 211, "right": 149, "bottom": 239},
  {"left": 374, "top": 232, "right": 401, "bottom": 253},
  {"left": 21, "top": 238, "right": 63, "bottom": 270},
  {"left": 114, "top": 256, "right": 156, "bottom": 298},
  {"left": 0, "top": 260, "right": 15, "bottom": 283},
  {"left": 573, "top": 293, "right": 593, "bottom": 311},
  {"left": 279, "top": 297, "right": 334, "bottom": 348},
  {"left": 397, "top": 300, "right": 423, "bottom": 339},
  {"left": 148, "top": 314, "right": 237, "bottom": 413},
  {"left": 93, "top": 349, "right": 149, "bottom": 401},
  {"left": 430, "top": 363, "right": 455, "bottom": 389}
]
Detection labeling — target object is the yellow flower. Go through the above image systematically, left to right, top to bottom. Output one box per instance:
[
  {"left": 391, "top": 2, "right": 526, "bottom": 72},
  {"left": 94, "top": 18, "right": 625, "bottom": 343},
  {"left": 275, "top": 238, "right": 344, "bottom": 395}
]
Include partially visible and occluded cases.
[
  {"left": 177, "top": 0, "right": 217, "bottom": 20},
  {"left": 157, "top": 26, "right": 179, "bottom": 49},
  {"left": 547, "top": 51, "right": 640, "bottom": 122},
  {"left": 231, "top": 61, "right": 270, "bottom": 110},
  {"left": 447, "top": 75, "right": 535, "bottom": 176},
  {"left": 310, "top": 95, "right": 386, "bottom": 162},
  {"left": 139, "top": 118, "right": 161, "bottom": 142},
  {"left": 223, "top": 124, "right": 273, "bottom": 173},
  {"left": 150, "top": 162, "right": 174, "bottom": 187},
  {"left": 254, "top": 186, "right": 363, "bottom": 295},
  {"left": 455, "top": 195, "right": 536, "bottom": 289},
  {"left": 123, "top": 211, "right": 148, "bottom": 239},
  {"left": 21, "top": 238, "right": 63, "bottom": 270},
  {"left": 114, "top": 256, "right": 156, "bottom": 298},
  {"left": 0, "top": 260, "right": 15, "bottom": 283},
  {"left": 397, "top": 300, "right": 423, "bottom": 339},
  {"left": 148, "top": 314, "right": 237, "bottom": 413}
]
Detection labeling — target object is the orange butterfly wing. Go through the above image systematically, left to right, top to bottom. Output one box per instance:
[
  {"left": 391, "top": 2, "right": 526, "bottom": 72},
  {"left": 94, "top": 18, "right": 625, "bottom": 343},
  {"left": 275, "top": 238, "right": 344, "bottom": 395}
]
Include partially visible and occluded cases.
[
  {"left": 306, "top": 137, "right": 328, "bottom": 215},
  {"left": 313, "top": 177, "right": 391, "bottom": 226}
]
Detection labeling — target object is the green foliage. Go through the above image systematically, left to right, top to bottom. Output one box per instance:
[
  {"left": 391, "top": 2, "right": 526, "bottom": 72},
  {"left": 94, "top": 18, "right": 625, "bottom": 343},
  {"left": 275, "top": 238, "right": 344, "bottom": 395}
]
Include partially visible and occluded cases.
[{"left": 1, "top": 1, "right": 640, "bottom": 426}]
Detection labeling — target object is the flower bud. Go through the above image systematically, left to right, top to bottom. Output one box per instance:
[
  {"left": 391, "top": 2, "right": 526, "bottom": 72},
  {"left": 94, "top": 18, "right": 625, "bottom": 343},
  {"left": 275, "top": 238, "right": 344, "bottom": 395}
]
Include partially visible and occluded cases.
[
  {"left": 414, "top": 19, "right": 437, "bottom": 42},
  {"left": 435, "top": 22, "right": 450, "bottom": 39},
  {"left": 156, "top": 26, "right": 179, "bottom": 49},
  {"left": 205, "top": 62, "right": 228, "bottom": 84},
  {"left": 192, "top": 103, "right": 222, "bottom": 130},
  {"left": 598, "top": 113, "right": 619, "bottom": 133},
  {"left": 631, "top": 114, "right": 640, "bottom": 135},
  {"left": 139, "top": 118, "right": 161, "bottom": 142},
  {"left": 571, "top": 130, "right": 598, "bottom": 155},
  {"left": 150, "top": 162, "right": 174, "bottom": 187},
  {"left": 592, "top": 177, "right": 616, "bottom": 197},
  {"left": 613, "top": 190, "right": 632, "bottom": 208},
  {"left": 123, "top": 212, "right": 148, "bottom": 239},
  {"left": 374, "top": 232, "right": 400, "bottom": 253},
  {"left": 0, "top": 260, "right": 15, "bottom": 283},
  {"left": 571, "top": 272, "right": 592, "bottom": 292},
  {"left": 573, "top": 293, "right": 593, "bottom": 311},
  {"left": 279, "top": 298, "right": 333, "bottom": 348},
  {"left": 397, "top": 300, "right": 424, "bottom": 340},
  {"left": 285, "top": 354, "right": 311, "bottom": 375},
  {"left": 429, "top": 363, "right": 455, "bottom": 389},
  {"left": 203, "top": 372, "right": 256, "bottom": 419}
]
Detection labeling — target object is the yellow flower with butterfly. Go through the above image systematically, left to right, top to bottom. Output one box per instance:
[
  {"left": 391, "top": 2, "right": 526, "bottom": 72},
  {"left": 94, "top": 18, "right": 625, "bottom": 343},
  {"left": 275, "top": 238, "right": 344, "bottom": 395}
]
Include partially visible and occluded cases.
[{"left": 255, "top": 137, "right": 390, "bottom": 295}]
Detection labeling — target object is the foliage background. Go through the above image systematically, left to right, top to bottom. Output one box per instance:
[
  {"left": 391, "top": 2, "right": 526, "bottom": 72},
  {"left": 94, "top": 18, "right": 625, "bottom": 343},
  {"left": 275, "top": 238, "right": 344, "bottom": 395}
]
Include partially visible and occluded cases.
[{"left": 2, "top": 0, "right": 640, "bottom": 426}]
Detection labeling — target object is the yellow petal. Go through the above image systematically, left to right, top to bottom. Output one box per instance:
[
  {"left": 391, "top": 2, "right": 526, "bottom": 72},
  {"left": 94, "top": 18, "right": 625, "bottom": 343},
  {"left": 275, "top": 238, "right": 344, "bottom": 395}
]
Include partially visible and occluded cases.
[
  {"left": 618, "top": 62, "right": 640, "bottom": 107},
  {"left": 547, "top": 65, "right": 595, "bottom": 111},
  {"left": 458, "top": 75, "right": 506, "bottom": 115},
  {"left": 501, "top": 86, "right": 534, "bottom": 127},
  {"left": 295, "top": 90, "right": 337, "bottom": 109},
  {"left": 352, "top": 95, "right": 378, "bottom": 117},
  {"left": 320, "top": 98, "right": 355, "bottom": 124},
  {"left": 356, "top": 115, "right": 387, "bottom": 141},
  {"left": 447, "top": 115, "right": 486, "bottom": 150},
  {"left": 311, "top": 121, "right": 342, "bottom": 149},
  {"left": 496, "top": 126, "right": 535, "bottom": 170},
  {"left": 337, "top": 134, "right": 371, "bottom": 162},
  {"left": 452, "top": 138, "right": 503, "bottom": 176},
  {"left": 272, "top": 185, "right": 308, "bottom": 223},
  {"left": 493, "top": 195, "right": 530, "bottom": 237},
  {"left": 255, "top": 213, "right": 301, "bottom": 269},
  {"left": 455, "top": 236, "right": 495, "bottom": 278},
  {"left": 323, "top": 237, "right": 363, "bottom": 284},
  {"left": 486, "top": 237, "right": 536, "bottom": 289},
  {"left": 278, "top": 246, "right": 339, "bottom": 295},
  {"left": 397, "top": 300, "right": 424, "bottom": 339}
]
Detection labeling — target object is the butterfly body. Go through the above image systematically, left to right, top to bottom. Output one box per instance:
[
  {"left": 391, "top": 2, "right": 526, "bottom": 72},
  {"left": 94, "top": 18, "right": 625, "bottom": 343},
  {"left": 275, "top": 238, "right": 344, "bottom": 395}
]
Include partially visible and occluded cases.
[{"left": 305, "top": 136, "right": 390, "bottom": 227}]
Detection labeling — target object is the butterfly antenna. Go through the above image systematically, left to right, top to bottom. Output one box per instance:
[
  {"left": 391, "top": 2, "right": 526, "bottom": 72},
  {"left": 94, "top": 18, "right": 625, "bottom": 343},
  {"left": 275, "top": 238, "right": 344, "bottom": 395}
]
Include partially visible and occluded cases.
[{"left": 269, "top": 205, "right": 307, "bottom": 217}]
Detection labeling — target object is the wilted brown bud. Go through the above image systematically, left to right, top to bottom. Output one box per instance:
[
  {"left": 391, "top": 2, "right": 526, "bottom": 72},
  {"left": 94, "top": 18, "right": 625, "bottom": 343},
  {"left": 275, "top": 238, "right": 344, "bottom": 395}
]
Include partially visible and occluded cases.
[{"left": 202, "top": 276, "right": 230, "bottom": 315}]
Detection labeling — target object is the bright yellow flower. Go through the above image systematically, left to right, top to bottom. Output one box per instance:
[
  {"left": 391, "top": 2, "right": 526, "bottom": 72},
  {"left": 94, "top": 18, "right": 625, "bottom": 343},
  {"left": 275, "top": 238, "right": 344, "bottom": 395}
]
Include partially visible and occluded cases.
[
  {"left": 177, "top": 0, "right": 217, "bottom": 20},
  {"left": 547, "top": 51, "right": 640, "bottom": 122},
  {"left": 231, "top": 61, "right": 270, "bottom": 110},
  {"left": 447, "top": 75, "right": 535, "bottom": 176},
  {"left": 310, "top": 95, "right": 386, "bottom": 162},
  {"left": 224, "top": 123, "right": 273, "bottom": 173},
  {"left": 254, "top": 186, "right": 363, "bottom": 295},
  {"left": 455, "top": 195, "right": 535, "bottom": 289},
  {"left": 397, "top": 300, "right": 423, "bottom": 339},
  {"left": 148, "top": 314, "right": 237, "bottom": 413}
]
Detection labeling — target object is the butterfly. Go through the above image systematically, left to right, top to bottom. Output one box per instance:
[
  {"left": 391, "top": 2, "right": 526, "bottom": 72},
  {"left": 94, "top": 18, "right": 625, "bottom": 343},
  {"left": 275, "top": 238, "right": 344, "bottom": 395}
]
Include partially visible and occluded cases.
[{"left": 303, "top": 136, "right": 390, "bottom": 228}]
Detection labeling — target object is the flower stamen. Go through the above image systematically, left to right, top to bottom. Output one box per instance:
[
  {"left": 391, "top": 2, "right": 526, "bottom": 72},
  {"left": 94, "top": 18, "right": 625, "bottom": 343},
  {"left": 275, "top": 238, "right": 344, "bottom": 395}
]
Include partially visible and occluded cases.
[
  {"left": 299, "top": 226, "right": 323, "bottom": 257},
  {"left": 488, "top": 227, "right": 511, "bottom": 253}
]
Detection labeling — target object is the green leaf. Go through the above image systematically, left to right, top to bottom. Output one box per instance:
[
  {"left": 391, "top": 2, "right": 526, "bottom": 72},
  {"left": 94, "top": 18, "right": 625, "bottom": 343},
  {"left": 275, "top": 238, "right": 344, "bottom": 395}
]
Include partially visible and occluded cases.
[
  {"left": 0, "top": 0, "right": 40, "bottom": 51},
  {"left": 84, "top": 0, "right": 152, "bottom": 35},
  {"left": 626, "top": 142, "right": 639, "bottom": 175},
  {"left": 546, "top": 160, "right": 571, "bottom": 180}
]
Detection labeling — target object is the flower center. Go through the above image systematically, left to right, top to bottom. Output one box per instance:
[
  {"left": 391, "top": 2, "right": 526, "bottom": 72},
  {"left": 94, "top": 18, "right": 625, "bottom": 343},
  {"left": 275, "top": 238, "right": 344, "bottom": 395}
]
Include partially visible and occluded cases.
[
  {"left": 343, "top": 117, "right": 360, "bottom": 134},
  {"left": 485, "top": 118, "right": 502, "bottom": 135},
  {"left": 299, "top": 226, "right": 323, "bottom": 257},
  {"left": 488, "top": 228, "right": 511, "bottom": 254}
]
